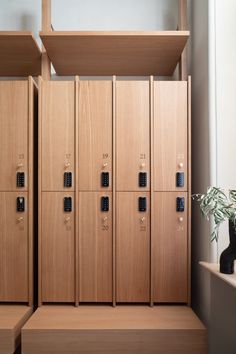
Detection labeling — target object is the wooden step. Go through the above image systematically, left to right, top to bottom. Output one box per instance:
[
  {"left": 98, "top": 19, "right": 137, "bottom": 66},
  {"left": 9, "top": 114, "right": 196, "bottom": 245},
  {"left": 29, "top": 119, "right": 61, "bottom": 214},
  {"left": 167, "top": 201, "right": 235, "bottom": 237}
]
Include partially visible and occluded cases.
[
  {"left": 0, "top": 305, "right": 32, "bottom": 354},
  {"left": 22, "top": 305, "right": 206, "bottom": 354}
]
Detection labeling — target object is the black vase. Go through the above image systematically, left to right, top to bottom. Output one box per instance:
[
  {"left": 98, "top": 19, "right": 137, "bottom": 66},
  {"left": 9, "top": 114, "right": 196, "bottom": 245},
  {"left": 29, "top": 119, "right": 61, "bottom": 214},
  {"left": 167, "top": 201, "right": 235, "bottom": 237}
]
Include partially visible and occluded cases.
[{"left": 220, "top": 220, "right": 236, "bottom": 274}]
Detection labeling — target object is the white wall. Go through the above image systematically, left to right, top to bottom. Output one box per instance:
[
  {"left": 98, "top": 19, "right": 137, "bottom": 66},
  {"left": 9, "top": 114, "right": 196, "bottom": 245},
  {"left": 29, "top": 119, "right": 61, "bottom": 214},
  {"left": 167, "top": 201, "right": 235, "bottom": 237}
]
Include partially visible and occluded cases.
[
  {"left": 0, "top": 0, "right": 178, "bottom": 35},
  {"left": 192, "top": 0, "right": 236, "bottom": 353},
  {"left": 215, "top": 0, "right": 236, "bottom": 255}
]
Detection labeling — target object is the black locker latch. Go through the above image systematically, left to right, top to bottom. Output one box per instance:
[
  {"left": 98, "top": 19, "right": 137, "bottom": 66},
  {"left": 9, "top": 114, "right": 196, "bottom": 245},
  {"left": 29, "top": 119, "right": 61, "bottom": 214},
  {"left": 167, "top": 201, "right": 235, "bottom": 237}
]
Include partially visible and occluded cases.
[
  {"left": 17, "top": 172, "right": 25, "bottom": 188},
  {"left": 64, "top": 172, "right": 72, "bottom": 188},
  {"left": 101, "top": 172, "right": 109, "bottom": 187},
  {"left": 139, "top": 172, "right": 147, "bottom": 187},
  {"left": 176, "top": 172, "right": 184, "bottom": 188},
  {"left": 101, "top": 196, "right": 109, "bottom": 212},
  {"left": 17, "top": 197, "right": 25, "bottom": 212},
  {"left": 64, "top": 197, "right": 72, "bottom": 212},
  {"left": 139, "top": 197, "right": 147, "bottom": 212},
  {"left": 176, "top": 197, "right": 185, "bottom": 212}
]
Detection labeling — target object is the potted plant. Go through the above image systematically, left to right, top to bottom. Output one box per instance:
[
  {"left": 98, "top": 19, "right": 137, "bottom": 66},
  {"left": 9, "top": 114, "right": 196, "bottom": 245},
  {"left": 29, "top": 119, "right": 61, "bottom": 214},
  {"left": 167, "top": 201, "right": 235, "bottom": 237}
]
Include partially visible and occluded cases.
[{"left": 194, "top": 187, "right": 236, "bottom": 274}]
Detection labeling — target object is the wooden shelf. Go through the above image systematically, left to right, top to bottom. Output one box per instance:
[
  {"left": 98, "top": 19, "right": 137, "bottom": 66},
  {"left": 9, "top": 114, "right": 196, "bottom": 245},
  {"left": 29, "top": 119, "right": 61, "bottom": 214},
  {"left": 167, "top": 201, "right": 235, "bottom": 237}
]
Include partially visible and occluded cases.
[
  {"left": 40, "top": 31, "right": 189, "bottom": 76},
  {"left": 0, "top": 32, "right": 41, "bottom": 76},
  {"left": 200, "top": 262, "right": 236, "bottom": 289},
  {"left": 0, "top": 305, "right": 32, "bottom": 354},
  {"left": 22, "top": 306, "right": 206, "bottom": 354}
]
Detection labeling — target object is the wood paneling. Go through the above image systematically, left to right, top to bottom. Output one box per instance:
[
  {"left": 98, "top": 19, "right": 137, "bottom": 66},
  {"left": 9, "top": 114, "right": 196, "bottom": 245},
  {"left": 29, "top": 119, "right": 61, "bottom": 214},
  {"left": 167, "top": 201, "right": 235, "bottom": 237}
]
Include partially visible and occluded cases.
[
  {"left": 39, "top": 31, "right": 189, "bottom": 76},
  {"left": 0, "top": 32, "right": 41, "bottom": 76},
  {"left": 0, "top": 81, "right": 28, "bottom": 191},
  {"left": 41, "top": 81, "right": 75, "bottom": 191},
  {"left": 78, "top": 81, "right": 112, "bottom": 191},
  {"left": 116, "top": 81, "right": 150, "bottom": 191},
  {"left": 154, "top": 81, "right": 187, "bottom": 191},
  {"left": 0, "top": 192, "right": 28, "bottom": 302},
  {"left": 41, "top": 192, "right": 75, "bottom": 302},
  {"left": 79, "top": 192, "right": 112, "bottom": 302},
  {"left": 116, "top": 192, "right": 150, "bottom": 302},
  {"left": 153, "top": 192, "right": 188, "bottom": 303},
  {"left": 0, "top": 305, "right": 32, "bottom": 354},
  {"left": 22, "top": 306, "right": 206, "bottom": 354}
]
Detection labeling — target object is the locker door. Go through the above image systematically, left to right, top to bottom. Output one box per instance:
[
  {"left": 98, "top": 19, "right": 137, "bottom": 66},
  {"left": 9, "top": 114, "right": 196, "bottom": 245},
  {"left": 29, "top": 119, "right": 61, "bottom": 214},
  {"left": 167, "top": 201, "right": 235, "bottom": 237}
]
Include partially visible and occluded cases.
[
  {"left": 78, "top": 81, "right": 112, "bottom": 191},
  {"left": 116, "top": 81, "right": 150, "bottom": 191},
  {"left": 154, "top": 81, "right": 188, "bottom": 191},
  {"left": 0, "top": 82, "right": 28, "bottom": 191},
  {"left": 41, "top": 82, "right": 75, "bottom": 191},
  {"left": 0, "top": 192, "right": 28, "bottom": 302},
  {"left": 42, "top": 192, "right": 75, "bottom": 302},
  {"left": 79, "top": 192, "right": 112, "bottom": 302},
  {"left": 116, "top": 192, "right": 150, "bottom": 302},
  {"left": 153, "top": 192, "right": 188, "bottom": 303}
]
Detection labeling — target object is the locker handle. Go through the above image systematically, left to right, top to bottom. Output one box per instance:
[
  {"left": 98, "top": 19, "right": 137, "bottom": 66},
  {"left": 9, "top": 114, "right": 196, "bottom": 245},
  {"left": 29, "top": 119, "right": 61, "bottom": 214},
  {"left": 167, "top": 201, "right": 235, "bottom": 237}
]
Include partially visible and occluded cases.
[
  {"left": 65, "top": 216, "right": 71, "bottom": 223},
  {"left": 17, "top": 217, "right": 24, "bottom": 222},
  {"left": 179, "top": 217, "right": 184, "bottom": 223}
]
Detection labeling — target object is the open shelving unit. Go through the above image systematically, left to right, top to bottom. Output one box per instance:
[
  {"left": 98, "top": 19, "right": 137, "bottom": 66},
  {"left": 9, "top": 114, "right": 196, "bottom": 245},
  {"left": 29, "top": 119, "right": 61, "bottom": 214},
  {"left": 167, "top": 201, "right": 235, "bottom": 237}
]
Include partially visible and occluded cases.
[
  {"left": 40, "top": 30, "right": 189, "bottom": 76},
  {"left": 0, "top": 31, "right": 41, "bottom": 76}
]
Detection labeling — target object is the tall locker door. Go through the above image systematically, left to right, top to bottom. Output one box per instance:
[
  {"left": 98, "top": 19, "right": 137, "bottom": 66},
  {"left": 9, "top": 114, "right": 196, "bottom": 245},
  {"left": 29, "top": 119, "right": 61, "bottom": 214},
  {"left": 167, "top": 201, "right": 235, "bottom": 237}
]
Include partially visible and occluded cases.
[
  {"left": 78, "top": 81, "right": 112, "bottom": 191},
  {"left": 116, "top": 81, "right": 150, "bottom": 191},
  {"left": 154, "top": 81, "right": 188, "bottom": 191},
  {"left": 0, "top": 82, "right": 28, "bottom": 191},
  {"left": 41, "top": 82, "right": 75, "bottom": 191},
  {"left": 0, "top": 192, "right": 28, "bottom": 302},
  {"left": 41, "top": 192, "right": 75, "bottom": 302},
  {"left": 79, "top": 192, "right": 112, "bottom": 302},
  {"left": 116, "top": 192, "right": 150, "bottom": 302},
  {"left": 153, "top": 192, "right": 188, "bottom": 303}
]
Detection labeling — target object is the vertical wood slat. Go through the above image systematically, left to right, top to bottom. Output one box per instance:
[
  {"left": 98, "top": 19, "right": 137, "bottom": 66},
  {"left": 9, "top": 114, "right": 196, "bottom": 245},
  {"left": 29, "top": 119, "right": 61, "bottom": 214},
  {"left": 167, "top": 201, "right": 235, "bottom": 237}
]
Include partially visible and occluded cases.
[
  {"left": 42, "top": 0, "right": 51, "bottom": 80},
  {"left": 178, "top": 0, "right": 188, "bottom": 81},
  {"left": 112, "top": 75, "right": 116, "bottom": 307},
  {"left": 75, "top": 76, "right": 79, "bottom": 306},
  {"left": 150, "top": 76, "right": 154, "bottom": 307},
  {"left": 187, "top": 76, "right": 192, "bottom": 306},
  {"left": 28, "top": 77, "right": 33, "bottom": 306},
  {"left": 38, "top": 77, "right": 43, "bottom": 306}
]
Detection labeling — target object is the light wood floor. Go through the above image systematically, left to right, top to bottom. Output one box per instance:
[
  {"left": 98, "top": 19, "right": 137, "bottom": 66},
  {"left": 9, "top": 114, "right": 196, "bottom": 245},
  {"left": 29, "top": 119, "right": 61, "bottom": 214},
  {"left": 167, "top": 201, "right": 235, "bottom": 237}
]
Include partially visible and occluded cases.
[{"left": 22, "top": 305, "right": 207, "bottom": 354}]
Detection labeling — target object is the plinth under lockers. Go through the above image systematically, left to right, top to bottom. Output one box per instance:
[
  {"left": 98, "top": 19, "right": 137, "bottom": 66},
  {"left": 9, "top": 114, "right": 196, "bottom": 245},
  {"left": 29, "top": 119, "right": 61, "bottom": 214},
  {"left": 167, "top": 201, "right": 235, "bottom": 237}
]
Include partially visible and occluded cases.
[{"left": 38, "top": 78, "right": 191, "bottom": 306}]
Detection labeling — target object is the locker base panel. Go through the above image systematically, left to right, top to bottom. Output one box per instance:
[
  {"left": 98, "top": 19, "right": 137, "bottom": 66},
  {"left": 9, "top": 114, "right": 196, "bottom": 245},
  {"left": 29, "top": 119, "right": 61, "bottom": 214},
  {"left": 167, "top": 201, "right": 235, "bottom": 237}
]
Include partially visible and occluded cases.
[
  {"left": 0, "top": 305, "right": 33, "bottom": 354},
  {"left": 22, "top": 305, "right": 206, "bottom": 354}
]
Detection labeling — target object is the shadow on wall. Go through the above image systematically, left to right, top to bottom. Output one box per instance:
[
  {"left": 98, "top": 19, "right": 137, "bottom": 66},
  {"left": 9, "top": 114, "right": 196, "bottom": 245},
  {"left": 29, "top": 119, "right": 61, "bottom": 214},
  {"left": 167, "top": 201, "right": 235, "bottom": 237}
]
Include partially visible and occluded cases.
[{"left": 209, "top": 276, "right": 236, "bottom": 354}]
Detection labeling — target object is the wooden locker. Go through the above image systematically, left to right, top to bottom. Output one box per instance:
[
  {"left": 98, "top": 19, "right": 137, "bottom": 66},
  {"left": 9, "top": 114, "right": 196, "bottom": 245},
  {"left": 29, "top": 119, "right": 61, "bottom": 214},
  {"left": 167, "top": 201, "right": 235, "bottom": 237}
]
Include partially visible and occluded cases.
[
  {"left": 0, "top": 81, "right": 28, "bottom": 191},
  {"left": 41, "top": 81, "right": 75, "bottom": 191},
  {"left": 78, "top": 81, "right": 112, "bottom": 191},
  {"left": 116, "top": 81, "right": 150, "bottom": 191},
  {"left": 153, "top": 81, "right": 188, "bottom": 192},
  {"left": 0, "top": 192, "right": 28, "bottom": 302},
  {"left": 41, "top": 192, "right": 75, "bottom": 303},
  {"left": 79, "top": 192, "right": 112, "bottom": 302},
  {"left": 116, "top": 192, "right": 150, "bottom": 302},
  {"left": 153, "top": 192, "right": 188, "bottom": 303}
]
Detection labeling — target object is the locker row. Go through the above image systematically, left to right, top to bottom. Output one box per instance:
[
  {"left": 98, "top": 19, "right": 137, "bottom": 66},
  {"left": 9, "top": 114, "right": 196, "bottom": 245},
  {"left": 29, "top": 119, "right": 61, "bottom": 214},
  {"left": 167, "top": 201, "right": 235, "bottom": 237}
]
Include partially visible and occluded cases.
[
  {"left": 0, "top": 77, "right": 190, "bottom": 306},
  {"left": 0, "top": 79, "right": 188, "bottom": 192},
  {"left": 0, "top": 191, "right": 188, "bottom": 304}
]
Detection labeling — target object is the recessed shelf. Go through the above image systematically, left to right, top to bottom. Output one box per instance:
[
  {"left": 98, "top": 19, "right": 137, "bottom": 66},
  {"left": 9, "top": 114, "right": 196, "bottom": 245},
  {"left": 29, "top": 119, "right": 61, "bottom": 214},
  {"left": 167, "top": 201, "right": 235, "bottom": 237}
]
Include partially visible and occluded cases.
[
  {"left": 0, "top": 31, "right": 41, "bottom": 76},
  {"left": 40, "top": 31, "right": 189, "bottom": 76},
  {"left": 200, "top": 262, "right": 236, "bottom": 288}
]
